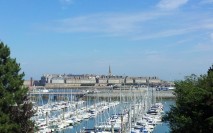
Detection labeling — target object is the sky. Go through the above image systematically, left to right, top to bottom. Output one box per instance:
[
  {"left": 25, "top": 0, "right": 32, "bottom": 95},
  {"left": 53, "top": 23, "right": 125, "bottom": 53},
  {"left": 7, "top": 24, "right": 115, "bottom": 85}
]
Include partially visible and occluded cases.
[{"left": 0, "top": 0, "right": 213, "bottom": 81}]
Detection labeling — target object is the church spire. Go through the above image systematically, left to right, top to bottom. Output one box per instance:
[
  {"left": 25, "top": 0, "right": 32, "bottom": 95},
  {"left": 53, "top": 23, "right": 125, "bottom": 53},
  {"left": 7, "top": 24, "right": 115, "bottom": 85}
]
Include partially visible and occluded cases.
[{"left": 109, "top": 65, "right": 112, "bottom": 77}]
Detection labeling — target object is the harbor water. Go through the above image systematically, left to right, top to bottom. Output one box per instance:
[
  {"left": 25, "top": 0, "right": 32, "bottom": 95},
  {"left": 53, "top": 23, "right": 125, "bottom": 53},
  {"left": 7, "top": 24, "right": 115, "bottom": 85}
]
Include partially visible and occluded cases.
[{"left": 152, "top": 99, "right": 174, "bottom": 133}]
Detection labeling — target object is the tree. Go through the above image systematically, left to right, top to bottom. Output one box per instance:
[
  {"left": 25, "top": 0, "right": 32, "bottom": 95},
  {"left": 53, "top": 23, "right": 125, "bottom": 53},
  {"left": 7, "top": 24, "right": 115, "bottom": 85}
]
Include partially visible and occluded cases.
[
  {"left": 0, "top": 42, "right": 35, "bottom": 133},
  {"left": 163, "top": 66, "right": 213, "bottom": 133}
]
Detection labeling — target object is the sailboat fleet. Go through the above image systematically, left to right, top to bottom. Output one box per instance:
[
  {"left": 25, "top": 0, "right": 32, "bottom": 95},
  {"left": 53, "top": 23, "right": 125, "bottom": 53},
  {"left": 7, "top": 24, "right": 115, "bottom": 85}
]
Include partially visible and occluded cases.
[{"left": 30, "top": 87, "right": 164, "bottom": 133}]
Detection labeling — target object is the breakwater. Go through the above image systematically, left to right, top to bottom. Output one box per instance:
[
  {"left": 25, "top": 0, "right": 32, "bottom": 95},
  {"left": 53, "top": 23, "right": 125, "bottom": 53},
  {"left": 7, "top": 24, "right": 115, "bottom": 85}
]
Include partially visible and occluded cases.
[
  {"left": 29, "top": 87, "right": 175, "bottom": 99},
  {"left": 85, "top": 90, "right": 175, "bottom": 99}
]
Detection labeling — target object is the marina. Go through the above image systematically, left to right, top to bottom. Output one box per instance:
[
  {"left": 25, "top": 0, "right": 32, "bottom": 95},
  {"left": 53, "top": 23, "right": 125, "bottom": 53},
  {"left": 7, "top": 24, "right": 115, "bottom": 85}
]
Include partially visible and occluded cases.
[
  {"left": 1, "top": 1, "right": 210, "bottom": 133},
  {"left": 29, "top": 87, "right": 174, "bottom": 133}
]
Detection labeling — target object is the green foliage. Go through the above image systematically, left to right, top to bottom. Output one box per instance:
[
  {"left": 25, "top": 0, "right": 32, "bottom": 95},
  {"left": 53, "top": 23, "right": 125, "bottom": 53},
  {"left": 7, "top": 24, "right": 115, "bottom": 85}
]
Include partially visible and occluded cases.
[
  {"left": 0, "top": 42, "right": 35, "bottom": 133},
  {"left": 163, "top": 68, "right": 213, "bottom": 133}
]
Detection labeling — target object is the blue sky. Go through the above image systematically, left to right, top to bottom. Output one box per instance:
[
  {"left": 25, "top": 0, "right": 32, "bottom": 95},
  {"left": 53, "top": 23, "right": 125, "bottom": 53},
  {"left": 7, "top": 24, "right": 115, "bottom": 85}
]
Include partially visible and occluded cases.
[{"left": 0, "top": 0, "right": 213, "bottom": 81}]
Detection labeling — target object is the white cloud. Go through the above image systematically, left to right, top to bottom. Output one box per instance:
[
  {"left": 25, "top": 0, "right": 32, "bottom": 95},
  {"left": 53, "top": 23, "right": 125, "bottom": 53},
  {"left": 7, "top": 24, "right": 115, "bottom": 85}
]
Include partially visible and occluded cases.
[
  {"left": 59, "top": 0, "right": 74, "bottom": 9},
  {"left": 60, "top": 0, "right": 73, "bottom": 5},
  {"left": 157, "top": 0, "right": 188, "bottom": 10},
  {"left": 200, "top": 0, "right": 213, "bottom": 4},
  {"left": 40, "top": 8, "right": 212, "bottom": 42},
  {"left": 47, "top": 12, "right": 169, "bottom": 34},
  {"left": 202, "top": 23, "right": 213, "bottom": 29},
  {"left": 133, "top": 27, "right": 195, "bottom": 40},
  {"left": 210, "top": 33, "right": 213, "bottom": 40},
  {"left": 181, "top": 43, "right": 213, "bottom": 54},
  {"left": 194, "top": 43, "right": 213, "bottom": 52},
  {"left": 144, "top": 50, "right": 160, "bottom": 56}
]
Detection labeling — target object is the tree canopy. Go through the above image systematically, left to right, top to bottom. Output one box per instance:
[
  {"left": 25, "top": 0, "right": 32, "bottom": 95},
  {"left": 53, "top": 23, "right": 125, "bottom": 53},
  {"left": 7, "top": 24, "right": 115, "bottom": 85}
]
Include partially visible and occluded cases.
[
  {"left": 0, "top": 42, "right": 34, "bottom": 133},
  {"left": 163, "top": 66, "right": 213, "bottom": 133}
]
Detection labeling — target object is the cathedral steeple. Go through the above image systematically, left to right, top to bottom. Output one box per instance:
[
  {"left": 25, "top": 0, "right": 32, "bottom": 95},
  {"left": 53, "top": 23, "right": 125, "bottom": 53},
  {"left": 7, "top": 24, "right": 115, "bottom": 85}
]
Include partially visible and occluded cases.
[{"left": 109, "top": 65, "right": 112, "bottom": 77}]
